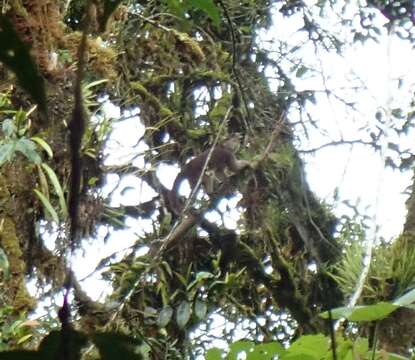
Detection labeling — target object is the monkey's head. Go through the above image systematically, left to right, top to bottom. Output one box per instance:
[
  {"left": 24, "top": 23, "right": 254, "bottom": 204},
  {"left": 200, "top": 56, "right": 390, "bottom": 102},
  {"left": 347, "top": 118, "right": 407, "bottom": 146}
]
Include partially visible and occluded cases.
[{"left": 222, "top": 133, "right": 242, "bottom": 152}]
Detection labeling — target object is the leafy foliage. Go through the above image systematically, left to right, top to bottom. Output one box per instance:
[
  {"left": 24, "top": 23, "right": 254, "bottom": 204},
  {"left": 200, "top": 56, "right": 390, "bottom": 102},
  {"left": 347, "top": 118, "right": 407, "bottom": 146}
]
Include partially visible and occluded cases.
[
  {"left": 0, "top": 0, "right": 415, "bottom": 358},
  {"left": 163, "top": 0, "right": 221, "bottom": 26},
  {"left": 0, "top": 118, "right": 41, "bottom": 166},
  {"left": 331, "top": 234, "right": 415, "bottom": 303},
  {"left": 320, "top": 287, "right": 415, "bottom": 321},
  {"left": 206, "top": 335, "right": 409, "bottom": 360}
]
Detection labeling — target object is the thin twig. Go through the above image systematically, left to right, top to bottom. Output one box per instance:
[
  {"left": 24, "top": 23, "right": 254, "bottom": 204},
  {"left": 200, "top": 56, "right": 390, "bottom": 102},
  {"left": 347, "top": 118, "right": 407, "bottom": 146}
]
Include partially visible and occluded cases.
[
  {"left": 217, "top": 0, "right": 251, "bottom": 131},
  {"left": 256, "top": 113, "right": 286, "bottom": 165},
  {"left": 300, "top": 139, "right": 374, "bottom": 154},
  {"left": 300, "top": 165, "right": 338, "bottom": 255}
]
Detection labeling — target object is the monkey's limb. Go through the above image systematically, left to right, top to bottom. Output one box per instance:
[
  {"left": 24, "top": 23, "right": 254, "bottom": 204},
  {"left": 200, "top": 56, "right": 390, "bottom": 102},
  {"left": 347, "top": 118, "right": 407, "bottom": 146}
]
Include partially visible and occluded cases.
[{"left": 150, "top": 211, "right": 199, "bottom": 257}]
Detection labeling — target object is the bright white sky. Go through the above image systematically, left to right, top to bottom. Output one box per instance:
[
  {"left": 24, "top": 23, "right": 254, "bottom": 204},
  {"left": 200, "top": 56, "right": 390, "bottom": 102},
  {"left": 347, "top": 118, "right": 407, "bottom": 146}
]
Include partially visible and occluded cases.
[
  {"left": 261, "top": 5, "right": 415, "bottom": 243},
  {"left": 302, "top": 36, "right": 414, "bottom": 241}
]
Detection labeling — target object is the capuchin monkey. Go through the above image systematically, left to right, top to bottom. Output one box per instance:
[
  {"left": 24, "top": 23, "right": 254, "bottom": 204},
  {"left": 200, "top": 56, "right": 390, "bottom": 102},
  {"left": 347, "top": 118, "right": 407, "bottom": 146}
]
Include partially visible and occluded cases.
[{"left": 168, "top": 135, "right": 251, "bottom": 214}]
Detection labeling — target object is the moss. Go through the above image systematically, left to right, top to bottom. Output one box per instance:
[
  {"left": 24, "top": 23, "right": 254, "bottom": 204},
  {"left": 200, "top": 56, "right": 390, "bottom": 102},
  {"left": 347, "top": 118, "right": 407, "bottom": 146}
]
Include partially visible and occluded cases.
[
  {"left": 10, "top": 0, "right": 30, "bottom": 19},
  {"left": 171, "top": 29, "right": 205, "bottom": 65},
  {"left": 64, "top": 32, "right": 117, "bottom": 80},
  {"left": 193, "top": 70, "right": 229, "bottom": 82},
  {"left": 130, "top": 81, "right": 174, "bottom": 119},
  {"left": 209, "top": 94, "right": 232, "bottom": 123},
  {"left": 0, "top": 175, "right": 11, "bottom": 211},
  {"left": 0, "top": 217, "right": 35, "bottom": 312}
]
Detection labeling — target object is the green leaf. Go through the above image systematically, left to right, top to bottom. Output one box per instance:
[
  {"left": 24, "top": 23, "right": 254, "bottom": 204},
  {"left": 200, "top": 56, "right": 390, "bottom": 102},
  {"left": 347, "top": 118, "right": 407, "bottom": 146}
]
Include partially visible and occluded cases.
[
  {"left": 164, "top": 0, "right": 186, "bottom": 18},
  {"left": 188, "top": 0, "right": 221, "bottom": 26},
  {"left": 0, "top": 16, "right": 47, "bottom": 119},
  {"left": 295, "top": 65, "right": 308, "bottom": 78},
  {"left": 83, "top": 79, "right": 109, "bottom": 92},
  {"left": 391, "top": 108, "right": 403, "bottom": 118},
  {"left": 15, "top": 109, "right": 28, "bottom": 131},
  {"left": 2, "top": 119, "right": 16, "bottom": 137},
  {"left": 31, "top": 137, "right": 53, "bottom": 158},
  {"left": 15, "top": 138, "right": 41, "bottom": 164},
  {"left": 0, "top": 143, "right": 15, "bottom": 165},
  {"left": 41, "top": 163, "right": 68, "bottom": 217},
  {"left": 36, "top": 165, "right": 50, "bottom": 199},
  {"left": 87, "top": 176, "right": 99, "bottom": 186},
  {"left": 33, "top": 189, "right": 59, "bottom": 223},
  {"left": 0, "top": 247, "right": 9, "bottom": 279},
  {"left": 161, "top": 261, "right": 173, "bottom": 277},
  {"left": 187, "top": 271, "right": 214, "bottom": 290},
  {"left": 195, "top": 271, "right": 214, "bottom": 281},
  {"left": 174, "top": 272, "right": 188, "bottom": 287},
  {"left": 157, "top": 273, "right": 170, "bottom": 305},
  {"left": 393, "top": 288, "right": 415, "bottom": 306},
  {"left": 194, "top": 299, "right": 207, "bottom": 319},
  {"left": 176, "top": 300, "right": 192, "bottom": 329},
  {"left": 321, "top": 302, "right": 398, "bottom": 321},
  {"left": 348, "top": 302, "right": 399, "bottom": 321},
  {"left": 157, "top": 305, "right": 173, "bottom": 328},
  {"left": 320, "top": 307, "right": 353, "bottom": 320},
  {"left": 92, "top": 332, "right": 142, "bottom": 360},
  {"left": 16, "top": 334, "right": 33, "bottom": 345},
  {"left": 282, "top": 334, "right": 328, "bottom": 360},
  {"left": 333, "top": 337, "right": 354, "bottom": 360},
  {"left": 353, "top": 338, "right": 369, "bottom": 356},
  {"left": 228, "top": 341, "right": 254, "bottom": 360},
  {"left": 249, "top": 342, "right": 285, "bottom": 360},
  {"left": 137, "top": 343, "right": 151, "bottom": 358},
  {"left": 205, "top": 348, "right": 224, "bottom": 360},
  {"left": 282, "top": 353, "right": 317, "bottom": 360},
  {"left": 386, "top": 353, "right": 411, "bottom": 360}
]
